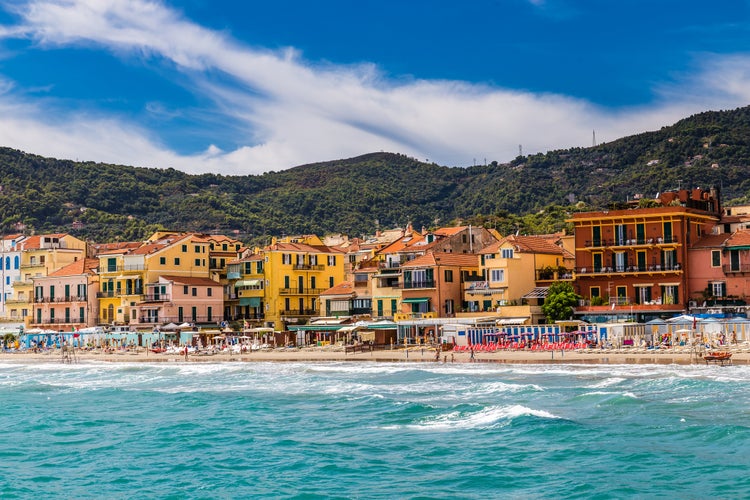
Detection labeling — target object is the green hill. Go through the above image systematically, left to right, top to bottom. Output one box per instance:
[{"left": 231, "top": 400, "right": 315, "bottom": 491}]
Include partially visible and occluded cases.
[{"left": 1, "top": 106, "right": 749, "bottom": 243}]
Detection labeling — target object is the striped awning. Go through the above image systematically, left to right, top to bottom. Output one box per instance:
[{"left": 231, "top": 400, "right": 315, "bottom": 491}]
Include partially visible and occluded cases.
[
  {"left": 235, "top": 279, "right": 261, "bottom": 288},
  {"left": 522, "top": 287, "right": 549, "bottom": 299}
]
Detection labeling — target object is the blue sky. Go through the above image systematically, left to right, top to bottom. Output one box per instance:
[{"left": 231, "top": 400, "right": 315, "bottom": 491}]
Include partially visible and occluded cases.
[{"left": 0, "top": 0, "right": 749, "bottom": 174}]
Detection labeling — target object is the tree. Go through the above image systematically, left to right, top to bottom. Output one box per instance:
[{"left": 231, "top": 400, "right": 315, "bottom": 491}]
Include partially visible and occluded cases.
[{"left": 542, "top": 282, "right": 581, "bottom": 323}]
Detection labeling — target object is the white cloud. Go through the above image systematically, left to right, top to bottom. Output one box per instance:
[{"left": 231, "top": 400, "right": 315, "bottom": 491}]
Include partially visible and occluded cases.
[{"left": 0, "top": 0, "right": 748, "bottom": 175}]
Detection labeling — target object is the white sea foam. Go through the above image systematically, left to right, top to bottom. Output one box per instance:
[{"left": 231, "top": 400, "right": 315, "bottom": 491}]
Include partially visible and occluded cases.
[{"left": 383, "top": 404, "right": 560, "bottom": 431}]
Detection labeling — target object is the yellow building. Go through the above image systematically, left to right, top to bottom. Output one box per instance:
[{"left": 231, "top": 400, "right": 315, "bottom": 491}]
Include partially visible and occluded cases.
[
  {"left": 95, "top": 232, "right": 217, "bottom": 327},
  {"left": 7, "top": 233, "right": 87, "bottom": 324},
  {"left": 262, "top": 235, "right": 345, "bottom": 330},
  {"left": 469, "top": 235, "right": 572, "bottom": 319},
  {"left": 226, "top": 253, "right": 266, "bottom": 327}
]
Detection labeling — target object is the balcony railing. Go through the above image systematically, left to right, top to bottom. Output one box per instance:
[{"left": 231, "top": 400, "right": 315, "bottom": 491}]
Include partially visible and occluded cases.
[
  {"left": 584, "top": 236, "right": 679, "bottom": 248},
  {"left": 576, "top": 263, "right": 681, "bottom": 275},
  {"left": 100, "top": 264, "right": 146, "bottom": 273},
  {"left": 293, "top": 264, "right": 325, "bottom": 271},
  {"left": 723, "top": 264, "right": 750, "bottom": 274},
  {"left": 401, "top": 280, "right": 436, "bottom": 289},
  {"left": 279, "top": 288, "right": 327, "bottom": 295},
  {"left": 97, "top": 289, "right": 144, "bottom": 298},
  {"left": 140, "top": 294, "right": 171, "bottom": 302},
  {"left": 34, "top": 296, "right": 88, "bottom": 303},
  {"left": 280, "top": 309, "right": 318, "bottom": 317},
  {"left": 136, "top": 316, "right": 214, "bottom": 324},
  {"left": 30, "top": 318, "right": 86, "bottom": 325}
]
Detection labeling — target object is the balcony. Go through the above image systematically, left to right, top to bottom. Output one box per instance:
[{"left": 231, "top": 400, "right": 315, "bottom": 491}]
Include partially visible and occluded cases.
[
  {"left": 584, "top": 236, "right": 679, "bottom": 248},
  {"left": 575, "top": 263, "right": 681, "bottom": 275},
  {"left": 100, "top": 264, "right": 146, "bottom": 274},
  {"left": 293, "top": 264, "right": 325, "bottom": 271},
  {"left": 723, "top": 264, "right": 750, "bottom": 274},
  {"left": 535, "top": 268, "right": 573, "bottom": 281},
  {"left": 401, "top": 280, "right": 436, "bottom": 289},
  {"left": 279, "top": 288, "right": 327, "bottom": 296},
  {"left": 97, "top": 289, "right": 143, "bottom": 299},
  {"left": 140, "top": 294, "right": 171, "bottom": 303},
  {"left": 34, "top": 295, "right": 88, "bottom": 303},
  {"left": 280, "top": 309, "right": 318, "bottom": 317}
]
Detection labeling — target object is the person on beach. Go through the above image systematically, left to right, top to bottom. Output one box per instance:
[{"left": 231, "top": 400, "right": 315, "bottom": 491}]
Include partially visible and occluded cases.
[{"left": 470, "top": 346, "right": 475, "bottom": 361}]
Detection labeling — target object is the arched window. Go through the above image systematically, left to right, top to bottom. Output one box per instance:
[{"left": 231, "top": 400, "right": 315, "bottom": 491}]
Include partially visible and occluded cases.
[{"left": 14, "top": 256, "right": 19, "bottom": 269}]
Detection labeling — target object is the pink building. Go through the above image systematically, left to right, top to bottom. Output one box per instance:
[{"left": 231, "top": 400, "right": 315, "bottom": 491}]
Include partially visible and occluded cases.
[
  {"left": 689, "top": 230, "right": 750, "bottom": 310},
  {"left": 31, "top": 258, "right": 100, "bottom": 330},
  {"left": 134, "top": 275, "right": 223, "bottom": 326}
]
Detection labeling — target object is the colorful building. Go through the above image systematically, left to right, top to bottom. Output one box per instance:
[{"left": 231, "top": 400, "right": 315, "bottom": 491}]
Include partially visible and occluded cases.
[
  {"left": 571, "top": 189, "right": 721, "bottom": 322},
  {"left": 6, "top": 233, "right": 87, "bottom": 325},
  {"left": 262, "top": 235, "right": 345, "bottom": 330},
  {"left": 30, "top": 258, "right": 100, "bottom": 331}
]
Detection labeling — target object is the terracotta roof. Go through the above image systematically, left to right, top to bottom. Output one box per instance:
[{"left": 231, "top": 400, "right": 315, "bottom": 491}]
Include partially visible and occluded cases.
[
  {"left": 434, "top": 226, "right": 467, "bottom": 236},
  {"left": 726, "top": 230, "right": 750, "bottom": 247},
  {"left": 131, "top": 233, "right": 193, "bottom": 255},
  {"left": 691, "top": 233, "right": 732, "bottom": 249},
  {"left": 480, "top": 235, "right": 563, "bottom": 255},
  {"left": 91, "top": 241, "right": 142, "bottom": 256},
  {"left": 265, "top": 242, "right": 339, "bottom": 254},
  {"left": 401, "top": 252, "right": 479, "bottom": 268},
  {"left": 228, "top": 254, "right": 263, "bottom": 264},
  {"left": 48, "top": 258, "right": 99, "bottom": 277},
  {"left": 159, "top": 275, "right": 220, "bottom": 286},
  {"left": 320, "top": 281, "right": 355, "bottom": 296}
]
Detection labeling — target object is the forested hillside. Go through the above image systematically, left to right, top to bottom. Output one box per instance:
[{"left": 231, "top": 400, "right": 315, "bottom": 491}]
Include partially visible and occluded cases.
[{"left": 1, "top": 106, "right": 749, "bottom": 243}]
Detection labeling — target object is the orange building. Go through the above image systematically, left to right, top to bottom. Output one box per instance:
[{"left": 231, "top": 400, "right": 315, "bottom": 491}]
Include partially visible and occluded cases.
[{"left": 571, "top": 189, "right": 720, "bottom": 322}]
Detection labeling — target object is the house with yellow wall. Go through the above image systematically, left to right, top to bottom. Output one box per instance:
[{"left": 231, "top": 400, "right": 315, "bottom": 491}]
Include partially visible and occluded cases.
[
  {"left": 96, "top": 232, "right": 220, "bottom": 328},
  {"left": 6, "top": 233, "right": 87, "bottom": 325},
  {"left": 262, "top": 235, "right": 345, "bottom": 330},
  {"left": 467, "top": 235, "right": 571, "bottom": 323}
]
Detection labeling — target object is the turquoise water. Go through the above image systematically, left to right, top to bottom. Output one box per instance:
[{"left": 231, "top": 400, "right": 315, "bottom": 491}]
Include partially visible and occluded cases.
[{"left": 1, "top": 361, "right": 749, "bottom": 499}]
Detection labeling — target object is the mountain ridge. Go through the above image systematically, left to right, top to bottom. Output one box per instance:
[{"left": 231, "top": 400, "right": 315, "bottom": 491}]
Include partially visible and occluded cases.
[{"left": 1, "top": 106, "right": 749, "bottom": 243}]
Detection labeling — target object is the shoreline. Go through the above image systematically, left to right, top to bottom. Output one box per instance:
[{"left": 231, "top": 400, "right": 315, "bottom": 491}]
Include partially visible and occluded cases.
[{"left": 0, "top": 346, "right": 745, "bottom": 366}]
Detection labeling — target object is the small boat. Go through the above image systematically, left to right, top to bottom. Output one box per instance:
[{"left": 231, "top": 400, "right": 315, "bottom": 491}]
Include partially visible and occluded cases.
[{"left": 704, "top": 351, "right": 732, "bottom": 366}]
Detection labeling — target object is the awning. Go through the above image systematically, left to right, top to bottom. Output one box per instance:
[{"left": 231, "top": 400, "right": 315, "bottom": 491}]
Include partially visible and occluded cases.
[
  {"left": 235, "top": 279, "right": 261, "bottom": 288},
  {"left": 522, "top": 287, "right": 549, "bottom": 299},
  {"left": 239, "top": 297, "right": 261, "bottom": 307},
  {"left": 402, "top": 297, "right": 429, "bottom": 304},
  {"left": 496, "top": 317, "right": 529, "bottom": 325},
  {"left": 288, "top": 325, "right": 349, "bottom": 331}
]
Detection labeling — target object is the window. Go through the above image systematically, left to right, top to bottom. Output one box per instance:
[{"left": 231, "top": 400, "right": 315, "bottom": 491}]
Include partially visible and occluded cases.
[
  {"left": 614, "top": 224, "right": 627, "bottom": 245},
  {"left": 182, "top": 244, "right": 188, "bottom": 252},
  {"left": 194, "top": 245, "right": 201, "bottom": 253},
  {"left": 501, "top": 248, "right": 514, "bottom": 259},
  {"left": 711, "top": 250, "right": 721, "bottom": 267},
  {"left": 614, "top": 252, "right": 626, "bottom": 272},
  {"left": 328, "top": 255, "right": 337, "bottom": 266},
  {"left": 107, "top": 257, "right": 117, "bottom": 272},
  {"left": 160, "top": 257, "right": 166, "bottom": 265},
  {"left": 174, "top": 258, "right": 180, "bottom": 266},
  {"left": 195, "top": 259, "right": 201, "bottom": 266},
  {"left": 490, "top": 269, "right": 505, "bottom": 282},
  {"left": 444, "top": 270, "right": 453, "bottom": 282},
  {"left": 329, "top": 276, "right": 334, "bottom": 288},
  {"left": 712, "top": 282, "right": 726, "bottom": 297},
  {"left": 184, "top": 285, "right": 189, "bottom": 295},
  {"left": 661, "top": 285, "right": 678, "bottom": 304},
  {"left": 635, "top": 286, "right": 652, "bottom": 305},
  {"left": 192, "top": 287, "right": 198, "bottom": 297},
  {"left": 590, "top": 287, "right": 600, "bottom": 298},
  {"left": 207, "top": 288, "right": 212, "bottom": 297},
  {"left": 191, "top": 306, "right": 197, "bottom": 322},
  {"left": 207, "top": 306, "right": 213, "bottom": 322},
  {"left": 79, "top": 307, "right": 85, "bottom": 323}
]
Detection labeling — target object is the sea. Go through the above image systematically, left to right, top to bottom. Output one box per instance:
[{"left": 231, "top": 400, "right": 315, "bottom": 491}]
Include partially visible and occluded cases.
[{"left": 1, "top": 360, "right": 749, "bottom": 500}]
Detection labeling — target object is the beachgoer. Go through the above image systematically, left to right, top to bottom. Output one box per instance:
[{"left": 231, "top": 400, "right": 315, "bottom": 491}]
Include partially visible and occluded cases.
[{"left": 470, "top": 347, "right": 475, "bottom": 361}]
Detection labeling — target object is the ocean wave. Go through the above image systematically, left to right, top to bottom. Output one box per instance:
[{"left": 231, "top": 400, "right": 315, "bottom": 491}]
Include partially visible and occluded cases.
[{"left": 383, "top": 404, "right": 559, "bottom": 431}]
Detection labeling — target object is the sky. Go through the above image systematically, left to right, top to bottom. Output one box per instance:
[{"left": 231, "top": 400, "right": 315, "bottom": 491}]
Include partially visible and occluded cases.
[{"left": 0, "top": 0, "right": 749, "bottom": 175}]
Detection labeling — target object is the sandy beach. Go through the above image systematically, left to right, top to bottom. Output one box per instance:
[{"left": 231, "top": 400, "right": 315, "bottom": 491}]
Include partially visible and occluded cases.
[{"left": 0, "top": 345, "right": 746, "bottom": 365}]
